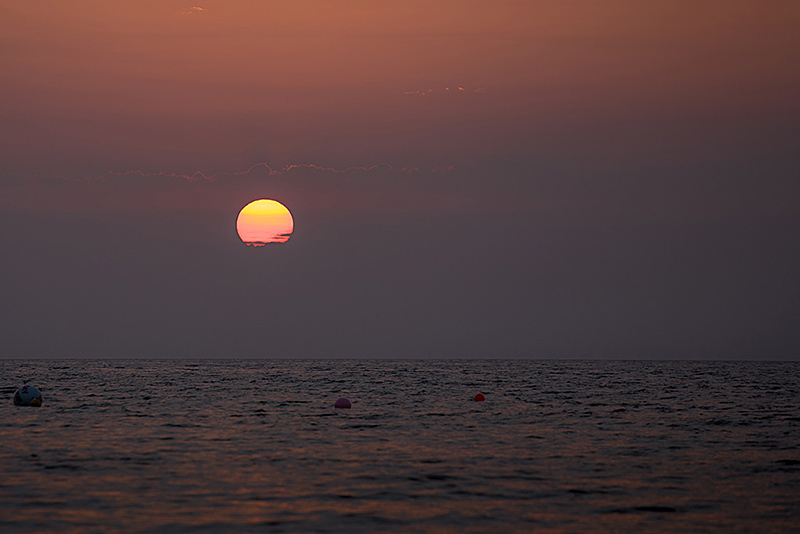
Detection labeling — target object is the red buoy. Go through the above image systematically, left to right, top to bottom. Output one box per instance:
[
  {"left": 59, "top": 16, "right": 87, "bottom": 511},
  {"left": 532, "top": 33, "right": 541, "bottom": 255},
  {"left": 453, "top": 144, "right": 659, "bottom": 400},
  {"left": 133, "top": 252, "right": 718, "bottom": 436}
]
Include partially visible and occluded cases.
[
  {"left": 473, "top": 393, "right": 485, "bottom": 402},
  {"left": 334, "top": 397, "right": 351, "bottom": 409}
]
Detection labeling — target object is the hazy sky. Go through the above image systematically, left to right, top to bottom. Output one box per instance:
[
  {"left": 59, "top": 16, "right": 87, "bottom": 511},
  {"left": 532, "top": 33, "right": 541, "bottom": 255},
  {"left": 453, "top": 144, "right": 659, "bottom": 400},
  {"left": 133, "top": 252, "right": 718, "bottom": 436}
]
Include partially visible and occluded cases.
[{"left": 1, "top": 1, "right": 798, "bottom": 359}]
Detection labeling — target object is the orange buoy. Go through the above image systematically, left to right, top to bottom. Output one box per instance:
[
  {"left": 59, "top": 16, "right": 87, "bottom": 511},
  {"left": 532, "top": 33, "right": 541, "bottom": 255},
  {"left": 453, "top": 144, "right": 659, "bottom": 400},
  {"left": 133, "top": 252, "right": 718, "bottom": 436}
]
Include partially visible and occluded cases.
[{"left": 473, "top": 393, "right": 485, "bottom": 402}]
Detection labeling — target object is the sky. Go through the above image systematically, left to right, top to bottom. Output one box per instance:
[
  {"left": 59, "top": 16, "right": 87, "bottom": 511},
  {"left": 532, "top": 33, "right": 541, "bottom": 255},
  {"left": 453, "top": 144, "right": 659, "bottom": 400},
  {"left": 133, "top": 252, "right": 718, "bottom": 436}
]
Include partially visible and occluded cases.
[{"left": 1, "top": 0, "right": 798, "bottom": 359}]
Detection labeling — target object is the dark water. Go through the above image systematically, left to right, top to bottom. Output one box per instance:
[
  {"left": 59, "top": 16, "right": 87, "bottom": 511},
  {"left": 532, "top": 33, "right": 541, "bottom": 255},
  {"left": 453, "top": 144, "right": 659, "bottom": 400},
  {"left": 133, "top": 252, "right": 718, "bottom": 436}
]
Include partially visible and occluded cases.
[{"left": 1, "top": 360, "right": 798, "bottom": 533}]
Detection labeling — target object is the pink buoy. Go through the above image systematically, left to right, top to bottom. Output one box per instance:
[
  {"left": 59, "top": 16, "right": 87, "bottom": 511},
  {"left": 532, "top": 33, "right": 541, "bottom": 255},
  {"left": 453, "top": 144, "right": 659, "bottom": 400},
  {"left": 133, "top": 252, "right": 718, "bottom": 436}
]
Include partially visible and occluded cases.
[
  {"left": 473, "top": 393, "right": 485, "bottom": 402},
  {"left": 334, "top": 397, "right": 351, "bottom": 409}
]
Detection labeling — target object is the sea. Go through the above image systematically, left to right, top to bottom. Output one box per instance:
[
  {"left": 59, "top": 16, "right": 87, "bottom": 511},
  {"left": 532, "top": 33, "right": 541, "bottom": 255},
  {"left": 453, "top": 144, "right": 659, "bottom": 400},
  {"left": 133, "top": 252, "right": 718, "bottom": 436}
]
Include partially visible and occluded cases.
[{"left": 1, "top": 359, "right": 798, "bottom": 533}]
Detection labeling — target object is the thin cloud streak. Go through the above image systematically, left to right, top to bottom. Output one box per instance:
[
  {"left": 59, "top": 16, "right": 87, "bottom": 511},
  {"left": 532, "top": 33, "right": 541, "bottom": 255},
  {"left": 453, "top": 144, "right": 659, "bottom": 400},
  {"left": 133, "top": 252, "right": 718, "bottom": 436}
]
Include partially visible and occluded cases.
[
  {"left": 182, "top": 6, "right": 206, "bottom": 16},
  {"left": 403, "top": 87, "right": 486, "bottom": 96},
  {"left": 4, "top": 156, "right": 794, "bottom": 225},
  {"left": 0, "top": 162, "right": 472, "bottom": 215},
  {"left": 12, "top": 162, "right": 451, "bottom": 185}
]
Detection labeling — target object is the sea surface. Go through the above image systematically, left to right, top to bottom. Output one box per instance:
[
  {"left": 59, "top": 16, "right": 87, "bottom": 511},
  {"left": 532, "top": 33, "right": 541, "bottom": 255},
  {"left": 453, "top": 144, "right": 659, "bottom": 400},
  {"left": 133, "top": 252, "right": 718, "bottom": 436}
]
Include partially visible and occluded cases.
[{"left": 1, "top": 360, "right": 798, "bottom": 533}]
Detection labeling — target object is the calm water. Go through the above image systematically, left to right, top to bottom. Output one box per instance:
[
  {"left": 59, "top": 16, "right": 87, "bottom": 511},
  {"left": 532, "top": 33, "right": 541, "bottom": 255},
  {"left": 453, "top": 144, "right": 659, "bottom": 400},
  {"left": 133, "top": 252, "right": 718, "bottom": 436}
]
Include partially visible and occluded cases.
[{"left": 1, "top": 360, "right": 798, "bottom": 533}]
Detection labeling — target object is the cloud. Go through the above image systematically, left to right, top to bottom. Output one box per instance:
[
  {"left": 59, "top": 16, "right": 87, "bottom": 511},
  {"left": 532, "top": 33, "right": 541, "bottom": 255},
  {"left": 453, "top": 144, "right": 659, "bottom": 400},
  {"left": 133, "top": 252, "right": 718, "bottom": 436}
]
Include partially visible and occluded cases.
[
  {"left": 182, "top": 6, "right": 206, "bottom": 16},
  {"left": 403, "top": 87, "right": 487, "bottom": 97},
  {"left": 6, "top": 153, "right": 792, "bottom": 225},
  {"left": 0, "top": 162, "right": 499, "bottom": 216}
]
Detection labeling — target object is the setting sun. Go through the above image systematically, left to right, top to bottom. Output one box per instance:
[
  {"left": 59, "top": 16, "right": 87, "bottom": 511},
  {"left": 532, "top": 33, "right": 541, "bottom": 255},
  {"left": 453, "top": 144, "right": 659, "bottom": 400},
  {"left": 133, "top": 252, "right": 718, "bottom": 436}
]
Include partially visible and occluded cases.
[{"left": 236, "top": 199, "right": 294, "bottom": 246}]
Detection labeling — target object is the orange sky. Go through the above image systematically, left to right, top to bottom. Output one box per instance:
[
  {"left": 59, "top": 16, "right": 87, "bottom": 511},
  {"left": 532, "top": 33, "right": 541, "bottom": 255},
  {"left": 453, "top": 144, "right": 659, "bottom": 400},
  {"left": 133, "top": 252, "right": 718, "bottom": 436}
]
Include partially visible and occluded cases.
[{"left": 2, "top": 1, "right": 798, "bottom": 177}]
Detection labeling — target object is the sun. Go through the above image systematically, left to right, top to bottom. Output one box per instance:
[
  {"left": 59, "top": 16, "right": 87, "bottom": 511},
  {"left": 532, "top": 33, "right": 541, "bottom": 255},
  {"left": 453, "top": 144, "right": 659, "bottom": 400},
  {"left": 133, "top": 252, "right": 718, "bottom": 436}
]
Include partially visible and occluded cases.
[{"left": 236, "top": 199, "right": 294, "bottom": 246}]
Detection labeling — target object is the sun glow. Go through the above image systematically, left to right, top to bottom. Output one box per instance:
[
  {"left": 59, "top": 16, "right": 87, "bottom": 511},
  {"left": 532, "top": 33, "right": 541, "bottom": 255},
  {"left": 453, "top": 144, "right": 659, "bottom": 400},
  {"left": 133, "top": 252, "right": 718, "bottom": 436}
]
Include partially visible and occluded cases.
[{"left": 236, "top": 199, "right": 294, "bottom": 246}]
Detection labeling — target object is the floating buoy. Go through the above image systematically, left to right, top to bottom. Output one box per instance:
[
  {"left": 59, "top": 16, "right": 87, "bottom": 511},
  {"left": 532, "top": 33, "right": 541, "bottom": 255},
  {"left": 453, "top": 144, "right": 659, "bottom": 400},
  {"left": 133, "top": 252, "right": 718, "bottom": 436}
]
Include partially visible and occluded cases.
[
  {"left": 14, "top": 385, "right": 43, "bottom": 407},
  {"left": 473, "top": 393, "right": 485, "bottom": 402},
  {"left": 334, "top": 397, "right": 351, "bottom": 409}
]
